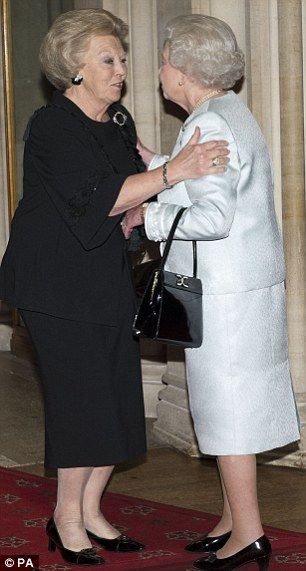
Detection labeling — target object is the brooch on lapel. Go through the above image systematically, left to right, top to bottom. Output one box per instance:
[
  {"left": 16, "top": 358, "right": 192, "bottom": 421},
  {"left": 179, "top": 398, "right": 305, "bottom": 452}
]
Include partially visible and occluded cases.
[{"left": 113, "top": 111, "right": 127, "bottom": 126}]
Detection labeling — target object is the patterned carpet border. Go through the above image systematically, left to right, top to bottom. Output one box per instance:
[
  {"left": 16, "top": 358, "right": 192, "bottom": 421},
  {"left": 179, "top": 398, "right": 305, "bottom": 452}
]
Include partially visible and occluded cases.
[{"left": 0, "top": 467, "right": 305, "bottom": 570}]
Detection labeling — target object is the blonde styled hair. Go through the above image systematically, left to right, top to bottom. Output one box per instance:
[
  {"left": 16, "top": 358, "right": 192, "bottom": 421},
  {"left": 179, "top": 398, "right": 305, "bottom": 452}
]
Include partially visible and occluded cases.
[
  {"left": 39, "top": 9, "right": 128, "bottom": 90},
  {"left": 165, "top": 14, "right": 245, "bottom": 89}
]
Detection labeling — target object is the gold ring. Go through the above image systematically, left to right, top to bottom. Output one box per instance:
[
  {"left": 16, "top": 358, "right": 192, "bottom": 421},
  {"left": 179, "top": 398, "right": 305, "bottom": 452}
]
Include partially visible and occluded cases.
[{"left": 212, "top": 156, "right": 220, "bottom": 166}]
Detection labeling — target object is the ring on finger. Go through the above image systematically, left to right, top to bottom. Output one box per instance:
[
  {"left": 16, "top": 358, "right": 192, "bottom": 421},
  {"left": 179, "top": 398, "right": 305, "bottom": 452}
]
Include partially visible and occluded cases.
[{"left": 212, "top": 156, "right": 220, "bottom": 166}]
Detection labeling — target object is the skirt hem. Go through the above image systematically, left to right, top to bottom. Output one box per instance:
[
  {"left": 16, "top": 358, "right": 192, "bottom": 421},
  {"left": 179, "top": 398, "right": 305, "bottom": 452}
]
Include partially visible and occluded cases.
[{"left": 198, "top": 432, "right": 300, "bottom": 457}]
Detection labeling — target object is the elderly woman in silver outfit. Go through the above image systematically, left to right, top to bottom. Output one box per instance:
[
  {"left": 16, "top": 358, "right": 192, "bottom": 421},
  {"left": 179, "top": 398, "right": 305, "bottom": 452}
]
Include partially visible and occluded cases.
[{"left": 125, "top": 14, "right": 300, "bottom": 571}]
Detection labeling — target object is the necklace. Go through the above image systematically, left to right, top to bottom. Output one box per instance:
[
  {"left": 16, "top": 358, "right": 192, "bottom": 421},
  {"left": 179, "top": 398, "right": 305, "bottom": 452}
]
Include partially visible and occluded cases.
[{"left": 193, "top": 89, "right": 224, "bottom": 112}]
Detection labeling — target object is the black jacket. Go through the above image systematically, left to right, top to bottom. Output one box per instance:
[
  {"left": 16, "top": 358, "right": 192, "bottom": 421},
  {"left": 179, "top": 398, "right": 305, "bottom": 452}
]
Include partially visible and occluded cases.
[{"left": 0, "top": 91, "right": 143, "bottom": 325}]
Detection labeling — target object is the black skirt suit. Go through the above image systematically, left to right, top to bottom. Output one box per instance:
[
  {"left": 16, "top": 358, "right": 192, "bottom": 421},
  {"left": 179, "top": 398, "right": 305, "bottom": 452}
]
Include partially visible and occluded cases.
[{"left": 0, "top": 91, "right": 146, "bottom": 467}]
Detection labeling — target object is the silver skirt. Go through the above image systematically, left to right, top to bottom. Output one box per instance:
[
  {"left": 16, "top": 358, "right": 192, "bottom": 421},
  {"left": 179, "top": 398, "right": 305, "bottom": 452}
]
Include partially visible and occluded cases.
[{"left": 185, "top": 282, "right": 300, "bottom": 455}]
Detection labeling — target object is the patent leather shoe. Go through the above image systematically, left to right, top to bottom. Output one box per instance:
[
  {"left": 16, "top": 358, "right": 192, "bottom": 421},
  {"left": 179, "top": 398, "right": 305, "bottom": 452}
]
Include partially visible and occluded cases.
[
  {"left": 46, "top": 518, "right": 105, "bottom": 565},
  {"left": 86, "top": 529, "right": 145, "bottom": 552},
  {"left": 186, "top": 531, "right": 231, "bottom": 552},
  {"left": 193, "top": 535, "right": 271, "bottom": 569}
]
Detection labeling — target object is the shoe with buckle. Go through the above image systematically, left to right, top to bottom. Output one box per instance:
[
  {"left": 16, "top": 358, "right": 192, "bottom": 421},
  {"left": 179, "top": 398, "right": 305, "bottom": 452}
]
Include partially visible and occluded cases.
[
  {"left": 46, "top": 518, "right": 105, "bottom": 565},
  {"left": 86, "top": 529, "right": 145, "bottom": 552},
  {"left": 185, "top": 531, "right": 231, "bottom": 552},
  {"left": 192, "top": 535, "right": 272, "bottom": 570}
]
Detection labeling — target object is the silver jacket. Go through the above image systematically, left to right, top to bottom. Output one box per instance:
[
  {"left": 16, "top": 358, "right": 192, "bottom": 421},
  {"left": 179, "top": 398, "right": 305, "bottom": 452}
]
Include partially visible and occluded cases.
[{"left": 145, "top": 90, "right": 285, "bottom": 294}]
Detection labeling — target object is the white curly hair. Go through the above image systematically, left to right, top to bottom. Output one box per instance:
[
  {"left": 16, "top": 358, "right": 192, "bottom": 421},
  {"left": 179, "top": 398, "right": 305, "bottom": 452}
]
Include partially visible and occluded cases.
[{"left": 164, "top": 14, "right": 245, "bottom": 89}]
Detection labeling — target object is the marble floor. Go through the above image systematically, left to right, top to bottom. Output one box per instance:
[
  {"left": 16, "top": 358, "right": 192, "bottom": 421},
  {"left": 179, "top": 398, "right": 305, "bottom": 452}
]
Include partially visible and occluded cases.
[{"left": 0, "top": 351, "right": 306, "bottom": 533}]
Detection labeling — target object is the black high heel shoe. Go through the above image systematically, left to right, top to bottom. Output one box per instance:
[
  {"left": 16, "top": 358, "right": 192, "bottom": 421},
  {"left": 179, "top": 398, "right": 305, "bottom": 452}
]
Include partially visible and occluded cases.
[
  {"left": 46, "top": 518, "right": 105, "bottom": 565},
  {"left": 86, "top": 529, "right": 145, "bottom": 552},
  {"left": 186, "top": 531, "right": 231, "bottom": 552},
  {"left": 192, "top": 535, "right": 271, "bottom": 570}
]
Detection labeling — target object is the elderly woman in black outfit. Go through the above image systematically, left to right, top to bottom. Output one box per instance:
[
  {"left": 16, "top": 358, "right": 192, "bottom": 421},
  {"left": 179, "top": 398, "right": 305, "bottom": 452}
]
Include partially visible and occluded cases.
[{"left": 0, "top": 9, "right": 229, "bottom": 566}]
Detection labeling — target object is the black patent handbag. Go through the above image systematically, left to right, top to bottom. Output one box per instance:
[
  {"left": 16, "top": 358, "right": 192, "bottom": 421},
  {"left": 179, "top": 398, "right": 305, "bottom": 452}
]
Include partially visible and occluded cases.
[{"left": 133, "top": 208, "right": 203, "bottom": 348}]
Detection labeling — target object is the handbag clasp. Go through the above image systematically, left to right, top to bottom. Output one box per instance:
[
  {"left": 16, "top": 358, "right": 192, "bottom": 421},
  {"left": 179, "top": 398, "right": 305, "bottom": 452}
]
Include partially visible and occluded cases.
[{"left": 176, "top": 274, "right": 189, "bottom": 288}]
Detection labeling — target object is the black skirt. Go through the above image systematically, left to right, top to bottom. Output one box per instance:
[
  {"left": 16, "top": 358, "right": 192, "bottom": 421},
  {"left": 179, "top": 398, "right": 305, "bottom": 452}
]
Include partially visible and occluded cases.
[{"left": 20, "top": 295, "right": 146, "bottom": 468}]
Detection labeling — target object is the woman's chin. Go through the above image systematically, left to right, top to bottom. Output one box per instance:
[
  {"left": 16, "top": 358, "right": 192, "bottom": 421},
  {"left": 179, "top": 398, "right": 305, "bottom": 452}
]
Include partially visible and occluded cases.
[{"left": 112, "top": 91, "right": 123, "bottom": 102}]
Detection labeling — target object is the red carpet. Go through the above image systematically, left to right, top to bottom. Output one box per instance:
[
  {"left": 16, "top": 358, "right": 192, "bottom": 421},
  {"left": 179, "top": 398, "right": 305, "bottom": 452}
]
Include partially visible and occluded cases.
[{"left": 0, "top": 467, "right": 305, "bottom": 570}]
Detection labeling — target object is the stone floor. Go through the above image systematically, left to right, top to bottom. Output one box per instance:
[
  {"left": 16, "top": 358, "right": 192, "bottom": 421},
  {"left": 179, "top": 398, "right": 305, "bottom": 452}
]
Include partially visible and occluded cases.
[{"left": 0, "top": 351, "right": 306, "bottom": 533}]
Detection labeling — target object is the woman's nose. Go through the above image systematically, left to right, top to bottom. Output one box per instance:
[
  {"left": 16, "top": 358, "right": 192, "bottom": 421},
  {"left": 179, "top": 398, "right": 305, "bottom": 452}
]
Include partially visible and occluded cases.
[{"left": 115, "top": 61, "right": 126, "bottom": 76}]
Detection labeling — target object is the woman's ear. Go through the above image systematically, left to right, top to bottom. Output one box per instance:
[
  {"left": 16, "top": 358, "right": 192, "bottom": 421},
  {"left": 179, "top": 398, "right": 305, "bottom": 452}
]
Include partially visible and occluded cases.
[{"left": 178, "top": 73, "right": 187, "bottom": 86}]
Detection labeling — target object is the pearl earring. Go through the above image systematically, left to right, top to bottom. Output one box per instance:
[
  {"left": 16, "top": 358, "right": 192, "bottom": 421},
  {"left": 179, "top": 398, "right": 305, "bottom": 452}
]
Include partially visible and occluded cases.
[
  {"left": 71, "top": 73, "right": 83, "bottom": 85},
  {"left": 178, "top": 81, "right": 183, "bottom": 86}
]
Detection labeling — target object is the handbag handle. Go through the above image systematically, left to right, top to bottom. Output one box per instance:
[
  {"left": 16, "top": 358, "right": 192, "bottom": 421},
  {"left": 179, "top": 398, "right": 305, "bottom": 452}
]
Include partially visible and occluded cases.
[{"left": 159, "top": 207, "right": 197, "bottom": 278}]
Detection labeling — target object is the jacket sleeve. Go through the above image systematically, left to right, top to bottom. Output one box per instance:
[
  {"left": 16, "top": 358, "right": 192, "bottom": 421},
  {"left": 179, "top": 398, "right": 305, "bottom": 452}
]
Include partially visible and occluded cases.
[
  {"left": 27, "top": 107, "right": 126, "bottom": 250},
  {"left": 145, "top": 111, "right": 240, "bottom": 242},
  {"left": 148, "top": 153, "right": 169, "bottom": 169}
]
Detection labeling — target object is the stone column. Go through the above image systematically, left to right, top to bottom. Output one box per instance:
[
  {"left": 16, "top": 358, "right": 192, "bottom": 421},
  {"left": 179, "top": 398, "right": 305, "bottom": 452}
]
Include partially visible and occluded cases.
[
  {"left": 0, "top": 0, "right": 14, "bottom": 349},
  {"left": 74, "top": 0, "right": 102, "bottom": 7},
  {"left": 122, "top": 0, "right": 161, "bottom": 149},
  {"left": 191, "top": 0, "right": 210, "bottom": 13},
  {"left": 247, "top": 0, "right": 282, "bottom": 231},
  {"left": 278, "top": 0, "right": 306, "bottom": 469},
  {"left": 303, "top": 0, "right": 306, "bottom": 183},
  {"left": 0, "top": 7, "right": 10, "bottom": 256},
  {"left": 153, "top": 346, "right": 199, "bottom": 454}
]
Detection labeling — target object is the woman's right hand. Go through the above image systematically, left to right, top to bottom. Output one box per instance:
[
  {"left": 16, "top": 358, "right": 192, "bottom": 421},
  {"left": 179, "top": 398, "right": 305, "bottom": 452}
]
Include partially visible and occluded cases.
[{"left": 167, "top": 127, "right": 230, "bottom": 185}]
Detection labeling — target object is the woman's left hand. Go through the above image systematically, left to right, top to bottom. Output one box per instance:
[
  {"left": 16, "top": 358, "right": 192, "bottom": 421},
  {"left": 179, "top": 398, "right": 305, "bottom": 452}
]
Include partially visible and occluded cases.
[{"left": 121, "top": 206, "right": 143, "bottom": 239}]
